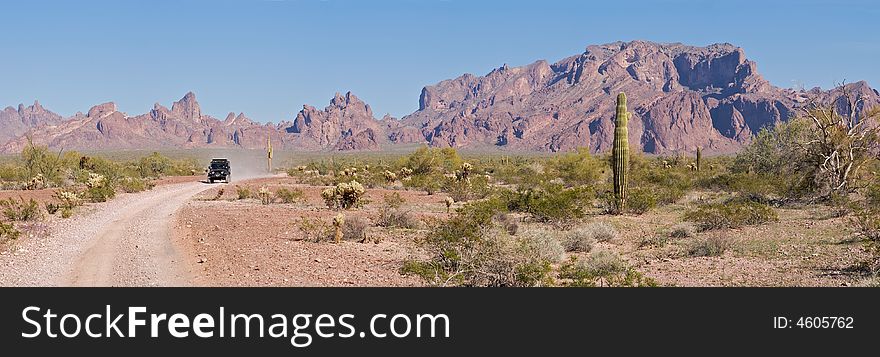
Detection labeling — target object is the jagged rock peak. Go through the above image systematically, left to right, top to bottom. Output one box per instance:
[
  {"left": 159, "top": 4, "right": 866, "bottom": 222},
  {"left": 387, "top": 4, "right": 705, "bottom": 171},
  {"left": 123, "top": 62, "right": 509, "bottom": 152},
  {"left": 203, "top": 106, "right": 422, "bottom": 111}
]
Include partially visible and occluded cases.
[{"left": 171, "top": 91, "right": 201, "bottom": 120}]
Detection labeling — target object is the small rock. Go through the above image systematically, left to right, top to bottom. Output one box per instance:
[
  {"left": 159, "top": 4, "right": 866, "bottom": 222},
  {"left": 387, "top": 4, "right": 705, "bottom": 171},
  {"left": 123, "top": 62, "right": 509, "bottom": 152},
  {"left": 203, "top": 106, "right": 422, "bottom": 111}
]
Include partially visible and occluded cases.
[{"left": 198, "top": 257, "right": 207, "bottom": 263}]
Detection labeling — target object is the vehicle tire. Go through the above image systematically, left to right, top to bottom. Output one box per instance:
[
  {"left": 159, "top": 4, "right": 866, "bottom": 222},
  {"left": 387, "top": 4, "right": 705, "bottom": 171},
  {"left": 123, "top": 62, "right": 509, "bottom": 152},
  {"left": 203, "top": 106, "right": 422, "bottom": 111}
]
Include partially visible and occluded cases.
[{"left": 209, "top": 178, "right": 214, "bottom": 184}]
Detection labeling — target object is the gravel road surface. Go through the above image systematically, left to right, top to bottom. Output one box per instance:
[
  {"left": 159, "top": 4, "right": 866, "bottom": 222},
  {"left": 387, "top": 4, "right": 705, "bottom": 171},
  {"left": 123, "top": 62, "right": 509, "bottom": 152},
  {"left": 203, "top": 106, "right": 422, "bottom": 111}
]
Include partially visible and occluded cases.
[{"left": 0, "top": 181, "right": 215, "bottom": 286}]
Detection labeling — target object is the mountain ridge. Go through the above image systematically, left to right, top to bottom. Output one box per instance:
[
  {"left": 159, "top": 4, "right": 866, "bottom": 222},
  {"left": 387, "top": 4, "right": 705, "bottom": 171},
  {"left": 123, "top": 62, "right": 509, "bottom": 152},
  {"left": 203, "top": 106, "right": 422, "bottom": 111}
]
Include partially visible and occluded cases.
[{"left": 3, "top": 40, "right": 878, "bottom": 154}]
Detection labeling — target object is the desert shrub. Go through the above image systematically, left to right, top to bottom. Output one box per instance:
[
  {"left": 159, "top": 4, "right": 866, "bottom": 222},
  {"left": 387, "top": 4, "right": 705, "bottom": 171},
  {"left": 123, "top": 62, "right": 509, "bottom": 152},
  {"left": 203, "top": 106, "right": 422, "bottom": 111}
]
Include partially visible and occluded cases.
[
  {"left": 21, "top": 139, "right": 63, "bottom": 186},
  {"left": 399, "top": 146, "right": 462, "bottom": 176},
  {"left": 545, "top": 148, "right": 605, "bottom": 187},
  {"left": 137, "top": 152, "right": 172, "bottom": 178},
  {"left": 632, "top": 166, "right": 692, "bottom": 205},
  {"left": 84, "top": 173, "right": 115, "bottom": 203},
  {"left": 404, "top": 174, "right": 440, "bottom": 195},
  {"left": 442, "top": 174, "right": 492, "bottom": 202},
  {"left": 118, "top": 177, "right": 153, "bottom": 193},
  {"left": 867, "top": 180, "right": 880, "bottom": 206},
  {"left": 321, "top": 181, "right": 367, "bottom": 210},
  {"left": 501, "top": 183, "right": 591, "bottom": 228},
  {"left": 235, "top": 186, "right": 252, "bottom": 200},
  {"left": 275, "top": 187, "right": 304, "bottom": 204},
  {"left": 626, "top": 187, "right": 657, "bottom": 214},
  {"left": 376, "top": 193, "right": 418, "bottom": 229},
  {"left": 1, "top": 197, "right": 42, "bottom": 221},
  {"left": 402, "top": 198, "right": 554, "bottom": 287},
  {"left": 683, "top": 198, "right": 778, "bottom": 231},
  {"left": 44, "top": 202, "right": 60, "bottom": 215},
  {"left": 494, "top": 213, "right": 518, "bottom": 235},
  {"left": 297, "top": 216, "right": 332, "bottom": 243},
  {"left": 341, "top": 216, "right": 370, "bottom": 242},
  {"left": 0, "top": 222, "right": 20, "bottom": 240},
  {"left": 583, "top": 222, "right": 617, "bottom": 242},
  {"left": 669, "top": 223, "right": 696, "bottom": 239},
  {"left": 561, "top": 228, "right": 596, "bottom": 253},
  {"left": 517, "top": 229, "right": 565, "bottom": 263},
  {"left": 639, "top": 234, "right": 669, "bottom": 248},
  {"left": 686, "top": 236, "right": 732, "bottom": 257},
  {"left": 558, "top": 253, "right": 658, "bottom": 287}
]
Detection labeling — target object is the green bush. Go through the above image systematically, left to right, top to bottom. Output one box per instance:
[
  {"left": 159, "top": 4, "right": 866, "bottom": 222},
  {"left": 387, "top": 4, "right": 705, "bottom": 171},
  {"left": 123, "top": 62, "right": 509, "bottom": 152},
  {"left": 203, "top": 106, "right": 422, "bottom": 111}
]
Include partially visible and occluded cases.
[
  {"left": 21, "top": 139, "right": 63, "bottom": 186},
  {"left": 399, "top": 146, "right": 462, "bottom": 176},
  {"left": 545, "top": 147, "right": 605, "bottom": 187},
  {"left": 404, "top": 174, "right": 440, "bottom": 195},
  {"left": 118, "top": 177, "right": 154, "bottom": 193},
  {"left": 501, "top": 183, "right": 591, "bottom": 228},
  {"left": 235, "top": 186, "right": 252, "bottom": 200},
  {"left": 275, "top": 187, "right": 304, "bottom": 204},
  {"left": 626, "top": 187, "right": 657, "bottom": 214},
  {"left": 1, "top": 197, "right": 42, "bottom": 221},
  {"left": 402, "top": 198, "right": 554, "bottom": 287},
  {"left": 683, "top": 198, "right": 778, "bottom": 231},
  {"left": 0, "top": 222, "right": 20, "bottom": 240},
  {"left": 558, "top": 253, "right": 658, "bottom": 287}
]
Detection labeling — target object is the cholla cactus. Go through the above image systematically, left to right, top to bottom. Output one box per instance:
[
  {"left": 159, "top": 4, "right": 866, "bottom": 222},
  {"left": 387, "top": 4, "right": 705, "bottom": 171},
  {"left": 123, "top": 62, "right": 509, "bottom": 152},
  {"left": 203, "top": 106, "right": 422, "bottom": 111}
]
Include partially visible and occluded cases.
[
  {"left": 296, "top": 165, "right": 307, "bottom": 172},
  {"left": 399, "top": 167, "right": 413, "bottom": 178},
  {"left": 383, "top": 170, "right": 397, "bottom": 183},
  {"left": 87, "top": 173, "right": 106, "bottom": 188},
  {"left": 27, "top": 174, "right": 46, "bottom": 190},
  {"left": 322, "top": 181, "right": 366, "bottom": 210},
  {"left": 336, "top": 181, "right": 365, "bottom": 209},
  {"left": 258, "top": 186, "right": 271, "bottom": 205},
  {"left": 321, "top": 187, "right": 337, "bottom": 208},
  {"left": 55, "top": 190, "right": 83, "bottom": 209},
  {"left": 444, "top": 196, "right": 454, "bottom": 213},
  {"left": 332, "top": 213, "right": 345, "bottom": 243}
]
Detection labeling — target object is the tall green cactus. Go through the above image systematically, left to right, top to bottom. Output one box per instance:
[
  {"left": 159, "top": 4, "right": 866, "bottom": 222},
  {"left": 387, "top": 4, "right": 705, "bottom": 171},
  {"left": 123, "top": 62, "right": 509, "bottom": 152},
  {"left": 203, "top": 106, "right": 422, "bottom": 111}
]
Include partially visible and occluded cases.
[
  {"left": 612, "top": 92, "right": 629, "bottom": 213},
  {"left": 695, "top": 147, "right": 702, "bottom": 172}
]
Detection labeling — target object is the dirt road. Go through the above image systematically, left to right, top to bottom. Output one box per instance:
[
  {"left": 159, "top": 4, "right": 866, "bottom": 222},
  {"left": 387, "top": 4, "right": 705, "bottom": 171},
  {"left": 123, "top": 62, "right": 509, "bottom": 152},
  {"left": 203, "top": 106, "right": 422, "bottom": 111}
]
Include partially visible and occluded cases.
[{"left": 0, "top": 181, "right": 215, "bottom": 286}]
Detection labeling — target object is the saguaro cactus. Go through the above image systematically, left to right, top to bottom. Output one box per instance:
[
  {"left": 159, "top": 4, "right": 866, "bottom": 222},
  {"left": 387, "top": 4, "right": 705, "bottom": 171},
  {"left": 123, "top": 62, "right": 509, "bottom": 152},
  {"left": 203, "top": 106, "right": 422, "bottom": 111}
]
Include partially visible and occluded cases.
[
  {"left": 612, "top": 92, "right": 630, "bottom": 213},
  {"left": 695, "top": 147, "right": 702, "bottom": 172}
]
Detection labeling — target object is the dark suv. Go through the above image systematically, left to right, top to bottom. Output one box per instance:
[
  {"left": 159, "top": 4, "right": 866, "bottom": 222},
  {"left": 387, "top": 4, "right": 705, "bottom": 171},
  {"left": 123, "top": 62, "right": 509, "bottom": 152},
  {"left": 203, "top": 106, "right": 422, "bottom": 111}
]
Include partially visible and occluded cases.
[{"left": 207, "top": 158, "right": 231, "bottom": 183}]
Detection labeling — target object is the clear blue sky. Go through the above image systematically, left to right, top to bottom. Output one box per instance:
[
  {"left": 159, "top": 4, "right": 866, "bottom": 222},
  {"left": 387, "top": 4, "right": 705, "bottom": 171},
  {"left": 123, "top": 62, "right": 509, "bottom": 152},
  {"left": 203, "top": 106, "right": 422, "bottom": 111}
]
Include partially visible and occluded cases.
[{"left": 2, "top": 0, "right": 878, "bottom": 123}]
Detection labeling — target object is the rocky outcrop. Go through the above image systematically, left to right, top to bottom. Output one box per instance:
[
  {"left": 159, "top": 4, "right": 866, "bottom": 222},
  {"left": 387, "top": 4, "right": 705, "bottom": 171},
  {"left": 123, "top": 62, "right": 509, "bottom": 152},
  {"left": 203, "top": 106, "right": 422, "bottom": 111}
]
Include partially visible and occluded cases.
[
  {"left": 393, "top": 40, "right": 879, "bottom": 154},
  {"left": 283, "top": 92, "right": 383, "bottom": 150},
  {"left": 0, "top": 101, "right": 63, "bottom": 143}
]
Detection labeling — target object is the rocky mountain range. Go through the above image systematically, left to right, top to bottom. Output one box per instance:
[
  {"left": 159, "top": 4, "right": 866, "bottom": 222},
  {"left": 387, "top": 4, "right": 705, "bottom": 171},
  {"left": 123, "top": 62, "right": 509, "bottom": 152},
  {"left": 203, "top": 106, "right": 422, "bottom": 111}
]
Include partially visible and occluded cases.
[{"left": 3, "top": 40, "right": 878, "bottom": 154}]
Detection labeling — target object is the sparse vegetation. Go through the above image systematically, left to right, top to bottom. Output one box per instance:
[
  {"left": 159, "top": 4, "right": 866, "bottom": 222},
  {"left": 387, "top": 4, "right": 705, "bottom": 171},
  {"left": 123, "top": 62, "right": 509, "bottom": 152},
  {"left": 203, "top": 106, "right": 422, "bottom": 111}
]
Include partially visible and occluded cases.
[
  {"left": 236, "top": 186, "right": 252, "bottom": 200},
  {"left": 274, "top": 187, "right": 304, "bottom": 204},
  {"left": 1, "top": 197, "right": 42, "bottom": 221},
  {"left": 683, "top": 198, "right": 778, "bottom": 231},
  {"left": 0, "top": 222, "right": 20, "bottom": 241},
  {"left": 686, "top": 236, "right": 732, "bottom": 257}
]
